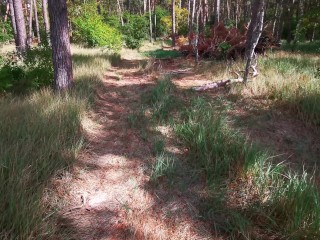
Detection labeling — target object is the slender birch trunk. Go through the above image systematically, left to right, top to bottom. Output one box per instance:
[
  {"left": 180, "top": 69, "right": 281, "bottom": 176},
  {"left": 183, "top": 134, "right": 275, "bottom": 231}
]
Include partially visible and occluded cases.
[
  {"left": 33, "top": 0, "right": 40, "bottom": 43},
  {"left": 243, "top": 0, "right": 265, "bottom": 84}
]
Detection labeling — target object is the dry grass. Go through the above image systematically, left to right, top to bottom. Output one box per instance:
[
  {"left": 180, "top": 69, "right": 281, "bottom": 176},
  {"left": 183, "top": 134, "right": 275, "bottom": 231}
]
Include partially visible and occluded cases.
[{"left": 0, "top": 45, "right": 110, "bottom": 239}]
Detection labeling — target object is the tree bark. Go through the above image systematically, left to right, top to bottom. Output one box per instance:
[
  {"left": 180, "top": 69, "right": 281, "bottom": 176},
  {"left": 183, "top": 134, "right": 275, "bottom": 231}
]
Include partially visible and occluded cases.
[
  {"left": 8, "top": 0, "right": 18, "bottom": 45},
  {"left": 12, "top": 0, "right": 27, "bottom": 53},
  {"left": 28, "top": 0, "right": 33, "bottom": 46},
  {"left": 33, "top": 0, "right": 40, "bottom": 43},
  {"left": 42, "top": 0, "right": 50, "bottom": 37},
  {"left": 48, "top": 0, "right": 73, "bottom": 91},
  {"left": 116, "top": 0, "right": 124, "bottom": 26},
  {"left": 148, "top": 0, "right": 153, "bottom": 42},
  {"left": 172, "top": 0, "right": 176, "bottom": 46},
  {"left": 214, "top": 0, "right": 220, "bottom": 23},
  {"left": 243, "top": 0, "right": 265, "bottom": 84},
  {"left": 1, "top": 3, "right": 10, "bottom": 33}
]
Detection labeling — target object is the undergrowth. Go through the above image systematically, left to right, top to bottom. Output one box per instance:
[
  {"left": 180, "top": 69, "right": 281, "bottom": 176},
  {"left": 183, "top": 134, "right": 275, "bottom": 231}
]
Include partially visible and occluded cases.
[
  {"left": 0, "top": 46, "right": 108, "bottom": 239},
  {"left": 144, "top": 77, "right": 320, "bottom": 239}
]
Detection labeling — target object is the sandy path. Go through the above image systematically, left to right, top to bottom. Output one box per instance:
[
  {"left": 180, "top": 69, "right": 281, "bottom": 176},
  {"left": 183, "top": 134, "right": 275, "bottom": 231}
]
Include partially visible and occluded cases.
[{"left": 53, "top": 63, "right": 217, "bottom": 240}]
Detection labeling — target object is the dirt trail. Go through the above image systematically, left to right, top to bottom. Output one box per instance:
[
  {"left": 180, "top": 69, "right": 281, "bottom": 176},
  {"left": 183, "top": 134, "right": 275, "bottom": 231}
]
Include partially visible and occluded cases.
[{"left": 54, "top": 62, "right": 216, "bottom": 240}]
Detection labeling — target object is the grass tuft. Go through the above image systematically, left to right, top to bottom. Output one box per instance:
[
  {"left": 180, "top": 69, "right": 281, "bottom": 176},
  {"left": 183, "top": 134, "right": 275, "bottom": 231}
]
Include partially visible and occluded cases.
[{"left": 142, "top": 77, "right": 179, "bottom": 122}]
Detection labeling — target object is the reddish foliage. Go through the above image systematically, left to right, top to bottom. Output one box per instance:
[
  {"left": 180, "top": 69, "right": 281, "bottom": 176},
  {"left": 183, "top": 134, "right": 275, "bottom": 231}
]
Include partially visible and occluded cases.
[{"left": 178, "top": 22, "right": 280, "bottom": 59}]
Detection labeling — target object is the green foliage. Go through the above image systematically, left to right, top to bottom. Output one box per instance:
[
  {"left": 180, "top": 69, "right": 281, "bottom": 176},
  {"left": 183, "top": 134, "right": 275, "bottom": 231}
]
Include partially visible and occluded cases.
[
  {"left": 153, "top": 6, "right": 170, "bottom": 37},
  {"left": 161, "top": 7, "right": 189, "bottom": 36},
  {"left": 73, "top": 13, "right": 122, "bottom": 50},
  {"left": 122, "top": 13, "right": 148, "bottom": 49},
  {"left": 104, "top": 14, "right": 122, "bottom": 29},
  {"left": 0, "top": 21, "right": 13, "bottom": 43},
  {"left": 0, "top": 46, "right": 53, "bottom": 94},
  {"left": 143, "top": 49, "right": 182, "bottom": 59}
]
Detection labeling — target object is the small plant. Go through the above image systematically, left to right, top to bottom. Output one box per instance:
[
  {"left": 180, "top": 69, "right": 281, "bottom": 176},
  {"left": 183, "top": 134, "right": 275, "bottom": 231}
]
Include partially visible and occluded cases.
[
  {"left": 142, "top": 77, "right": 178, "bottom": 122},
  {"left": 151, "top": 152, "right": 176, "bottom": 182}
]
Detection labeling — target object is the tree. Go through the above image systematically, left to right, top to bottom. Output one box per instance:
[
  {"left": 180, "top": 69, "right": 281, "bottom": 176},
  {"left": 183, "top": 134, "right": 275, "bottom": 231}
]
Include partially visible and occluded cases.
[
  {"left": 8, "top": 0, "right": 18, "bottom": 45},
  {"left": 12, "top": 0, "right": 27, "bottom": 53},
  {"left": 33, "top": 0, "right": 40, "bottom": 43},
  {"left": 42, "top": 0, "right": 49, "bottom": 37},
  {"left": 48, "top": 0, "right": 73, "bottom": 90},
  {"left": 172, "top": 0, "right": 175, "bottom": 46},
  {"left": 214, "top": 0, "right": 220, "bottom": 23},
  {"left": 243, "top": 0, "right": 265, "bottom": 84}
]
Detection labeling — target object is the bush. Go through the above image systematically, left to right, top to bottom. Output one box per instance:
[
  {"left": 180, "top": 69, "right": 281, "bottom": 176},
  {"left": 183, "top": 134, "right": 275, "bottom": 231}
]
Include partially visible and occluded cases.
[
  {"left": 153, "top": 6, "right": 170, "bottom": 37},
  {"left": 161, "top": 7, "right": 189, "bottom": 36},
  {"left": 122, "top": 13, "right": 148, "bottom": 49},
  {"left": 73, "top": 14, "right": 122, "bottom": 50},
  {"left": 0, "top": 21, "right": 13, "bottom": 43},
  {"left": 0, "top": 46, "right": 53, "bottom": 94}
]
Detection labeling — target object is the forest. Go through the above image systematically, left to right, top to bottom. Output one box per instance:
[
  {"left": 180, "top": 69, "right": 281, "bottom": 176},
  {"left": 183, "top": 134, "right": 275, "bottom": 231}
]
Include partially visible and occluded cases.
[{"left": 0, "top": 0, "right": 320, "bottom": 239}]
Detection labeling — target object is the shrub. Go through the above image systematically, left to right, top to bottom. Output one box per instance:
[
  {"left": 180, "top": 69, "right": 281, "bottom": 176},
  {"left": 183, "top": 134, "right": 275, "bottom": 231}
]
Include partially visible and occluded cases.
[
  {"left": 153, "top": 6, "right": 170, "bottom": 37},
  {"left": 161, "top": 7, "right": 189, "bottom": 36},
  {"left": 122, "top": 13, "right": 148, "bottom": 49},
  {"left": 73, "top": 14, "right": 122, "bottom": 50},
  {"left": 0, "top": 21, "right": 13, "bottom": 43},
  {"left": 0, "top": 46, "right": 53, "bottom": 94}
]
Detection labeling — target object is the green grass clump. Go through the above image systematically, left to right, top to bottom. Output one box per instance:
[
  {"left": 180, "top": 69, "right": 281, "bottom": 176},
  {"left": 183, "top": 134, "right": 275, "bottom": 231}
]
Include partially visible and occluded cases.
[
  {"left": 143, "top": 49, "right": 182, "bottom": 59},
  {"left": 142, "top": 77, "right": 178, "bottom": 122},
  {"left": 151, "top": 152, "right": 176, "bottom": 182}
]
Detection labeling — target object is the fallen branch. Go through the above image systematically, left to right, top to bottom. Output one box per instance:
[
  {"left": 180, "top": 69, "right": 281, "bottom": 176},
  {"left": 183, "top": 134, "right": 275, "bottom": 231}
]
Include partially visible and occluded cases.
[
  {"left": 192, "top": 63, "right": 260, "bottom": 91},
  {"left": 167, "top": 68, "right": 194, "bottom": 75}
]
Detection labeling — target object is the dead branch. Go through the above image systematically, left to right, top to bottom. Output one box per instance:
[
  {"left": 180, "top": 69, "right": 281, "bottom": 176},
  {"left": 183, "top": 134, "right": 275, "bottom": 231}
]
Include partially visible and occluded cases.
[{"left": 193, "top": 66, "right": 258, "bottom": 91}]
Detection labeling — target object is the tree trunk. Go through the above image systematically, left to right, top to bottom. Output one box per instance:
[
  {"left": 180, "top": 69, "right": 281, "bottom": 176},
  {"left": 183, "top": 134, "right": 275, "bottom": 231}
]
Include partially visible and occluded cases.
[
  {"left": 8, "top": 0, "right": 18, "bottom": 45},
  {"left": 13, "top": 0, "right": 27, "bottom": 53},
  {"left": 27, "top": 0, "right": 33, "bottom": 46},
  {"left": 33, "top": 0, "right": 40, "bottom": 43},
  {"left": 42, "top": 0, "right": 50, "bottom": 37},
  {"left": 48, "top": 0, "right": 73, "bottom": 91},
  {"left": 116, "top": 0, "right": 124, "bottom": 26},
  {"left": 144, "top": 0, "right": 147, "bottom": 14},
  {"left": 148, "top": 0, "right": 153, "bottom": 42},
  {"left": 154, "top": 0, "right": 157, "bottom": 41},
  {"left": 172, "top": 0, "right": 176, "bottom": 46},
  {"left": 214, "top": 0, "right": 220, "bottom": 23},
  {"left": 243, "top": 0, "right": 265, "bottom": 84},
  {"left": 2, "top": 3, "right": 10, "bottom": 33},
  {"left": 195, "top": 4, "right": 200, "bottom": 64}
]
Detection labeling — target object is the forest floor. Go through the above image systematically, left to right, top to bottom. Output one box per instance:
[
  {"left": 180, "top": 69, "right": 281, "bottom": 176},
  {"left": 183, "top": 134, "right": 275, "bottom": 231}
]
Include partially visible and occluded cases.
[{"left": 52, "top": 45, "right": 320, "bottom": 239}]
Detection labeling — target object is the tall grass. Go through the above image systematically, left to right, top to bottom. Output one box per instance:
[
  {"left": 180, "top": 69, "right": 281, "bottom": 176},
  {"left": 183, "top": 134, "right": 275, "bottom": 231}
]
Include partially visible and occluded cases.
[
  {"left": 0, "top": 46, "right": 109, "bottom": 239},
  {"left": 224, "top": 52, "right": 320, "bottom": 127},
  {"left": 142, "top": 76, "right": 178, "bottom": 122},
  {"left": 145, "top": 77, "right": 320, "bottom": 238},
  {"left": 174, "top": 97, "right": 320, "bottom": 238}
]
